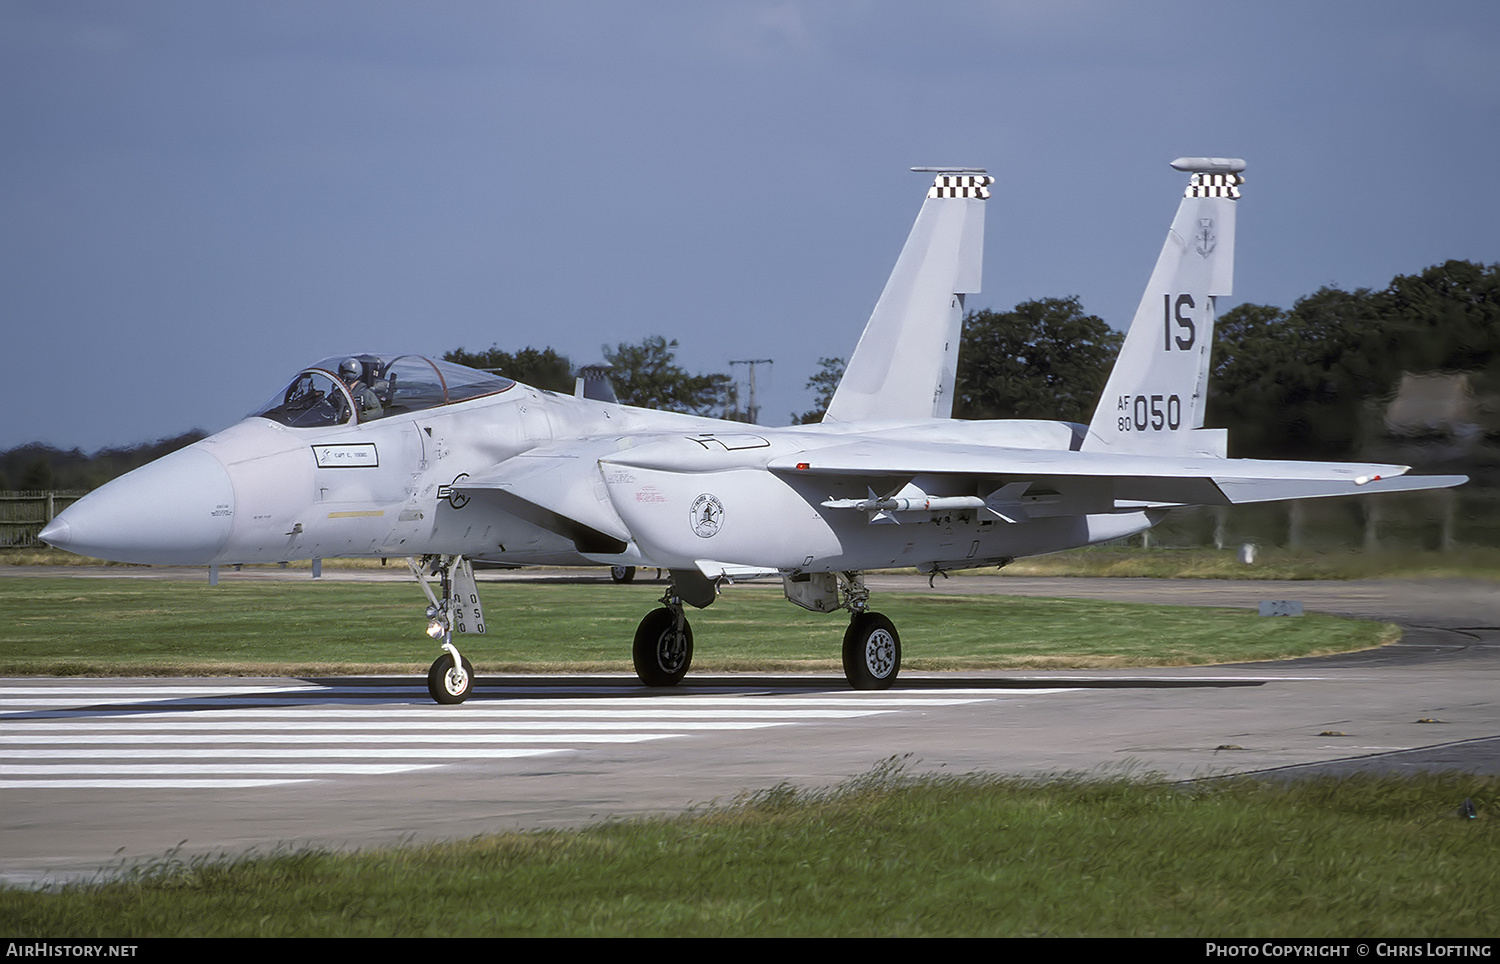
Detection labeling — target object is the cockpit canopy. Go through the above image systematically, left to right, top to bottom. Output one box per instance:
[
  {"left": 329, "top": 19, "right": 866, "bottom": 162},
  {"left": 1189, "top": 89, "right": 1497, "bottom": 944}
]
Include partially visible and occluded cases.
[{"left": 252, "top": 354, "right": 515, "bottom": 428}]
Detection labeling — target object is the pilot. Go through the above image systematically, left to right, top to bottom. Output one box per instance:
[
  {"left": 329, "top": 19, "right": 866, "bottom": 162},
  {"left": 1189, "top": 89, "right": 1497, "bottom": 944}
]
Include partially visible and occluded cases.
[{"left": 338, "top": 357, "right": 383, "bottom": 420}]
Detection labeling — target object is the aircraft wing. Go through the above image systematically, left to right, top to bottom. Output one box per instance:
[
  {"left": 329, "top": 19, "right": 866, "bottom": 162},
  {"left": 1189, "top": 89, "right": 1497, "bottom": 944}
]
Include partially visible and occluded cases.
[
  {"left": 767, "top": 439, "right": 1467, "bottom": 506},
  {"left": 455, "top": 442, "right": 632, "bottom": 554},
  {"left": 459, "top": 442, "right": 784, "bottom": 601}
]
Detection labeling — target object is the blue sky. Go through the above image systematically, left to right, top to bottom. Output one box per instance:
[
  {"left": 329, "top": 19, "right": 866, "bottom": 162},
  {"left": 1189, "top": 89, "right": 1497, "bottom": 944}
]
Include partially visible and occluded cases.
[{"left": 4, "top": 0, "right": 1497, "bottom": 451}]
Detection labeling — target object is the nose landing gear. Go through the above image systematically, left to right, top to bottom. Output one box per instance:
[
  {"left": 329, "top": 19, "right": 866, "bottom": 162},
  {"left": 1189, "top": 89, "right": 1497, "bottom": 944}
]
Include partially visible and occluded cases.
[{"left": 408, "top": 555, "right": 486, "bottom": 704}]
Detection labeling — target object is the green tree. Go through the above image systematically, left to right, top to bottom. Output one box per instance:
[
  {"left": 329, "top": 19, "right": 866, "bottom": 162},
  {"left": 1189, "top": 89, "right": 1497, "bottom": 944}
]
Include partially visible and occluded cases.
[
  {"left": 1379, "top": 260, "right": 1500, "bottom": 379},
  {"left": 1207, "top": 261, "right": 1500, "bottom": 458},
  {"left": 1286, "top": 285, "right": 1389, "bottom": 456},
  {"left": 1208, "top": 290, "right": 1384, "bottom": 457},
  {"left": 955, "top": 298, "right": 1122, "bottom": 422},
  {"left": 1207, "top": 303, "right": 1297, "bottom": 456},
  {"left": 603, "top": 336, "right": 735, "bottom": 416},
  {"left": 442, "top": 345, "right": 575, "bottom": 393},
  {"left": 795, "top": 356, "right": 845, "bottom": 424},
  {"left": 0, "top": 433, "right": 208, "bottom": 492},
  {"left": 18, "top": 457, "right": 54, "bottom": 491}
]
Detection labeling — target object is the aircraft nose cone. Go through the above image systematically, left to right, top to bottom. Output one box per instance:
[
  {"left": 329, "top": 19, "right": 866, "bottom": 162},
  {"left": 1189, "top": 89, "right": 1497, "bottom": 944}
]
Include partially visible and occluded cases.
[
  {"left": 41, "top": 446, "right": 236, "bottom": 565},
  {"left": 37, "top": 516, "right": 70, "bottom": 547}
]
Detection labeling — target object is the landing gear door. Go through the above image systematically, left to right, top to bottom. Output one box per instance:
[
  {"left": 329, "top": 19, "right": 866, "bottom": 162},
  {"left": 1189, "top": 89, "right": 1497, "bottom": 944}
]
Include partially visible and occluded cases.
[{"left": 449, "top": 558, "right": 486, "bottom": 636}]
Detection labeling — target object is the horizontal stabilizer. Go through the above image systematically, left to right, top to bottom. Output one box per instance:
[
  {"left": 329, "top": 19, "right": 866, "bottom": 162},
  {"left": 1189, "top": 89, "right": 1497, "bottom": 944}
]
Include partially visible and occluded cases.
[{"left": 1213, "top": 473, "right": 1470, "bottom": 505}]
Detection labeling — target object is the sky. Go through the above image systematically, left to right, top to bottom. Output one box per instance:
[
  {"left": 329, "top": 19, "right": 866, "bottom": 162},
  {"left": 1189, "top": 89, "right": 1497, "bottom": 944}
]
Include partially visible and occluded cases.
[{"left": 3, "top": 0, "right": 1498, "bottom": 452}]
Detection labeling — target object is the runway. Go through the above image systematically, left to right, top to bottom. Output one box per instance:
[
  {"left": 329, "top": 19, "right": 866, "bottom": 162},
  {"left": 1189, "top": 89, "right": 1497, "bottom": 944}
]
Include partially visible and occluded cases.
[
  {"left": 2, "top": 572, "right": 1497, "bottom": 888},
  {"left": 0, "top": 679, "right": 1026, "bottom": 790}
]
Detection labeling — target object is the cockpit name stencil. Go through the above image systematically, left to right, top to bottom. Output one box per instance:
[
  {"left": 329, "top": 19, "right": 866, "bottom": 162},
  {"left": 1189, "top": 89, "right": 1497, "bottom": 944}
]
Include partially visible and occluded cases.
[{"left": 312, "top": 443, "right": 379, "bottom": 468}]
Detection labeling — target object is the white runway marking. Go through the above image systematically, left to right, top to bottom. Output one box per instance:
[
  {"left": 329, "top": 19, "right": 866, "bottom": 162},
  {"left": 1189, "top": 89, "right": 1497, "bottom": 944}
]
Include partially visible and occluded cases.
[
  {"left": 0, "top": 678, "right": 1032, "bottom": 790},
  {"left": 0, "top": 733, "right": 684, "bottom": 745},
  {"left": 3, "top": 747, "right": 653, "bottom": 758}
]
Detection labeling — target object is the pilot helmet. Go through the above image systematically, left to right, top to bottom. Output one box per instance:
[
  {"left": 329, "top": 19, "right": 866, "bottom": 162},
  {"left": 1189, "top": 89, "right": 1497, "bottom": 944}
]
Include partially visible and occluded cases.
[{"left": 338, "top": 357, "right": 363, "bottom": 383}]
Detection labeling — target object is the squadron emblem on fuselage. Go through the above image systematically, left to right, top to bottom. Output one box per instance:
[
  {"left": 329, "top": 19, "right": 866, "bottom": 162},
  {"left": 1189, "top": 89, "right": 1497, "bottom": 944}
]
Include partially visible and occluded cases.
[{"left": 689, "top": 493, "right": 723, "bottom": 538}]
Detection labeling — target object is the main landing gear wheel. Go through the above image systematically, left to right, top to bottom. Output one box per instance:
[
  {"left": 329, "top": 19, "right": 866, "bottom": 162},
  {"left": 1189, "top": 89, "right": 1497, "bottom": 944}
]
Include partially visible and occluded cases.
[
  {"left": 610, "top": 565, "right": 636, "bottom": 584},
  {"left": 633, "top": 607, "right": 693, "bottom": 687},
  {"left": 843, "top": 612, "right": 900, "bottom": 690},
  {"left": 427, "top": 653, "right": 475, "bottom": 704}
]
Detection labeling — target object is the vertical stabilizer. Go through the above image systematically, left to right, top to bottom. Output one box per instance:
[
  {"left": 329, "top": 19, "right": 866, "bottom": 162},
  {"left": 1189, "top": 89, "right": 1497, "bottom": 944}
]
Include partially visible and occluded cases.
[
  {"left": 1083, "top": 158, "right": 1244, "bottom": 456},
  {"left": 823, "top": 170, "right": 992, "bottom": 423}
]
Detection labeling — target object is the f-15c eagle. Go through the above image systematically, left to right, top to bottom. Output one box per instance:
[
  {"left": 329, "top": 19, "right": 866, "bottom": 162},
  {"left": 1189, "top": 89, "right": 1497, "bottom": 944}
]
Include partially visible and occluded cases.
[{"left": 42, "top": 159, "right": 1466, "bottom": 703}]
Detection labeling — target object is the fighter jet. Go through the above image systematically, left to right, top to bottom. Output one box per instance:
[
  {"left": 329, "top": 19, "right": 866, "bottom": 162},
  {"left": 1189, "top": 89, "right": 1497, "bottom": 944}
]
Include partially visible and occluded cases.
[{"left": 41, "top": 159, "right": 1466, "bottom": 703}]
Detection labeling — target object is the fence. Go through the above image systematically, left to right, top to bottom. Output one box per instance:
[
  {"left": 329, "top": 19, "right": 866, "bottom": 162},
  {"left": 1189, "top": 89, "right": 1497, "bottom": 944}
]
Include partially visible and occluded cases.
[{"left": 0, "top": 491, "right": 88, "bottom": 548}]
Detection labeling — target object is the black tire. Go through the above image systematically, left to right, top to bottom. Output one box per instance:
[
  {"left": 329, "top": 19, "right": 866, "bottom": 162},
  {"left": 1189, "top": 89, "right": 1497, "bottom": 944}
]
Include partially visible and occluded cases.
[
  {"left": 610, "top": 565, "right": 636, "bottom": 584},
  {"left": 633, "top": 607, "right": 693, "bottom": 686},
  {"left": 842, "top": 612, "right": 900, "bottom": 690},
  {"left": 427, "top": 653, "right": 475, "bottom": 704}
]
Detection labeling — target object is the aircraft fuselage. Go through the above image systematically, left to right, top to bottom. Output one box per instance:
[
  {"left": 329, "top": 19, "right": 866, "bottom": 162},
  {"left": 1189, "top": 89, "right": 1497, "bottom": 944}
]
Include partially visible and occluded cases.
[{"left": 45, "top": 373, "right": 1161, "bottom": 577}]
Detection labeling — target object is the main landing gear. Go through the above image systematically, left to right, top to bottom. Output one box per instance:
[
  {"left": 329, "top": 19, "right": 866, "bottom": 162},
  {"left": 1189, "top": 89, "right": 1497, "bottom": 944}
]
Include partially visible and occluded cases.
[
  {"left": 408, "top": 555, "right": 486, "bottom": 704},
  {"left": 629, "top": 569, "right": 902, "bottom": 691},
  {"left": 780, "top": 570, "right": 901, "bottom": 689},
  {"left": 630, "top": 572, "right": 716, "bottom": 687},
  {"left": 830, "top": 574, "right": 900, "bottom": 690},
  {"left": 633, "top": 602, "right": 693, "bottom": 686},
  {"left": 842, "top": 610, "right": 901, "bottom": 690}
]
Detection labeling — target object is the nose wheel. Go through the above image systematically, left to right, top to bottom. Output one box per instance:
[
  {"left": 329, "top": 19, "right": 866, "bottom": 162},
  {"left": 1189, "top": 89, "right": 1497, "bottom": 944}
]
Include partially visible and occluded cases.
[{"left": 428, "top": 650, "right": 475, "bottom": 704}]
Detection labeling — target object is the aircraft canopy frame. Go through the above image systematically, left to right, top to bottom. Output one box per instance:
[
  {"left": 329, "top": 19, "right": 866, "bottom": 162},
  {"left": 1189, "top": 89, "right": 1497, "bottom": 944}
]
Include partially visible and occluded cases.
[{"left": 251, "top": 353, "right": 516, "bottom": 428}]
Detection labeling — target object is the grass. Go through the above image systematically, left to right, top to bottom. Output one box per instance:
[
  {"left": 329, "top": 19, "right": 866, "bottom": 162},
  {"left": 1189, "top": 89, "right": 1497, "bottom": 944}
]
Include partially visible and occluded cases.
[
  {"left": 0, "top": 577, "right": 1396, "bottom": 676},
  {"left": 2, "top": 765, "right": 1495, "bottom": 937}
]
